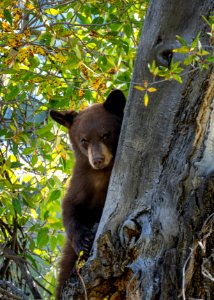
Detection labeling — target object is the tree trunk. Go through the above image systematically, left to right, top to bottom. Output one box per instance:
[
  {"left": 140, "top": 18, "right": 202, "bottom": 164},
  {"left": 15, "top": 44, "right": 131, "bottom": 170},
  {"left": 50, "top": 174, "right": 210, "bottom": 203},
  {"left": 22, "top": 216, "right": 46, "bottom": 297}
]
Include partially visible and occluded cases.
[{"left": 63, "top": 0, "right": 214, "bottom": 299}]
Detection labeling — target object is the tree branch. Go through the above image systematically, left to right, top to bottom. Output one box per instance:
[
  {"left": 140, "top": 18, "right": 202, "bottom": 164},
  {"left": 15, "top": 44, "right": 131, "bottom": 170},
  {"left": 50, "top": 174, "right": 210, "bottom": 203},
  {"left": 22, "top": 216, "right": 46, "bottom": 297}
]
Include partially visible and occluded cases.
[
  {"left": 0, "top": 244, "right": 42, "bottom": 300},
  {"left": 0, "top": 280, "right": 28, "bottom": 300}
]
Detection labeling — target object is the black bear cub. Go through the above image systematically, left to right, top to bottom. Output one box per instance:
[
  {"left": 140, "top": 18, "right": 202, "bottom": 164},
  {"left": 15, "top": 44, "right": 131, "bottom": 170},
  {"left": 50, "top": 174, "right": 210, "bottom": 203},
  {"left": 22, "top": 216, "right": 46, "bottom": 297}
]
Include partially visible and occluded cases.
[{"left": 50, "top": 90, "right": 126, "bottom": 299}]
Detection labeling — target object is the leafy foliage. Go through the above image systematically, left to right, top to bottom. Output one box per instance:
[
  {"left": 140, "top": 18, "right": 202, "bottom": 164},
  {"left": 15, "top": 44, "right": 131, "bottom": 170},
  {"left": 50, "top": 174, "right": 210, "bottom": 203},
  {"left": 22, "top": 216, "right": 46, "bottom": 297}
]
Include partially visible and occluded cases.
[
  {"left": 0, "top": 0, "right": 148, "bottom": 298},
  {"left": 135, "top": 13, "right": 214, "bottom": 105},
  {"left": 135, "top": 80, "right": 156, "bottom": 106}
]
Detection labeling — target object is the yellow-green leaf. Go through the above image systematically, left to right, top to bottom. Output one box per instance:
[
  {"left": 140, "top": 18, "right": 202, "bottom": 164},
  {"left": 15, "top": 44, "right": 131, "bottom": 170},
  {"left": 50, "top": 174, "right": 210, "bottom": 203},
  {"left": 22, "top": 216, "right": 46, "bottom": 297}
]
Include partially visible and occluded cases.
[
  {"left": 45, "top": 8, "right": 59, "bottom": 15},
  {"left": 173, "top": 46, "right": 189, "bottom": 54},
  {"left": 196, "top": 50, "right": 210, "bottom": 56},
  {"left": 134, "top": 85, "right": 145, "bottom": 91},
  {"left": 147, "top": 87, "right": 157, "bottom": 93},
  {"left": 144, "top": 92, "right": 149, "bottom": 107}
]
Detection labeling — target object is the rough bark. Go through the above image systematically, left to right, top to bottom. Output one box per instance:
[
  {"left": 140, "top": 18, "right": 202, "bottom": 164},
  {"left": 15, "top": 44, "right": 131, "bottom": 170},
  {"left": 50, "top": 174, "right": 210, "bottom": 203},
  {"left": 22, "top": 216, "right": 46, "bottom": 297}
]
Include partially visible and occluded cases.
[{"left": 63, "top": 0, "right": 214, "bottom": 299}]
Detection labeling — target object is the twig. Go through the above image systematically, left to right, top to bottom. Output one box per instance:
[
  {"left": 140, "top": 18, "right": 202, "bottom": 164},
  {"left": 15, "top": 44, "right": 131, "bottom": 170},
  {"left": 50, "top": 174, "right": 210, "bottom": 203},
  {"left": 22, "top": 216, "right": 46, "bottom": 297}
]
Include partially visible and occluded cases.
[
  {"left": 33, "top": 20, "right": 122, "bottom": 29},
  {"left": 181, "top": 213, "right": 214, "bottom": 300},
  {"left": 0, "top": 244, "right": 42, "bottom": 300},
  {"left": 76, "top": 252, "right": 88, "bottom": 300},
  {"left": 201, "top": 256, "right": 214, "bottom": 282},
  {"left": 76, "top": 271, "right": 88, "bottom": 300},
  {"left": 0, "top": 280, "right": 28, "bottom": 300},
  {"left": 0, "top": 287, "right": 22, "bottom": 300}
]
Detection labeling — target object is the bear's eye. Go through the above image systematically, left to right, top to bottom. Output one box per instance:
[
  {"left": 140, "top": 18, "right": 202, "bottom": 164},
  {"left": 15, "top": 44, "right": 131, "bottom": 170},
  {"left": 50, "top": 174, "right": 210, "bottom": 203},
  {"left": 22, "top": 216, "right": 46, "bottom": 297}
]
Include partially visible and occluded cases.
[
  {"left": 101, "top": 133, "right": 111, "bottom": 141},
  {"left": 80, "top": 138, "right": 89, "bottom": 147}
]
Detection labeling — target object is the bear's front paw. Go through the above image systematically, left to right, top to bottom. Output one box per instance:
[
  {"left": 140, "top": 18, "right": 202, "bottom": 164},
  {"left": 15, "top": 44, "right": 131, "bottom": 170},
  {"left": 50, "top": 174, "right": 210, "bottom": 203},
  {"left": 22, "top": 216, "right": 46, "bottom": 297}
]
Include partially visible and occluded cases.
[{"left": 73, "top": 226, "right": 94, "bottom": 256}]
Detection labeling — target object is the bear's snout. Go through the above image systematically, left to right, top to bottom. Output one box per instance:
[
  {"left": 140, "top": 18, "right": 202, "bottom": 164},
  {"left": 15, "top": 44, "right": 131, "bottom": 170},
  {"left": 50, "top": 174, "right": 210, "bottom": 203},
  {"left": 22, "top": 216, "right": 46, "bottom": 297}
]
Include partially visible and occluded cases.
[
  {"left": 88, "top": 143, "right": 113, "bottom": 170},
  {"left": 92, "top": 156, "right": 105, "bottom": 169}
]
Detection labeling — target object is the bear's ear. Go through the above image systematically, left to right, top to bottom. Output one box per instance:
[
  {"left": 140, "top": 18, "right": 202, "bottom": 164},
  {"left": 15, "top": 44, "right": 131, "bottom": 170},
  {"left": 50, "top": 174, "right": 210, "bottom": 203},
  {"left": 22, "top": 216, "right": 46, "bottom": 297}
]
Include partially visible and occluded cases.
[
  {"left": 103, "top": 90, "right": 126, "bottom": 117},
  {"left": 50, "top": 110, "right": 78, "bottom": 128}
]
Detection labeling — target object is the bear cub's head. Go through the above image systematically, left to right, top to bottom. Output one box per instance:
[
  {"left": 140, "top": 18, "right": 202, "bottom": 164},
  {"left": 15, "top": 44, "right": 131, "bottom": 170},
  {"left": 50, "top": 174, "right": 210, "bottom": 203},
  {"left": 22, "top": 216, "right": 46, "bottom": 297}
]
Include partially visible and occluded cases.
[{"left": 50, "top": 90, "right": 126, "bottom": 170}]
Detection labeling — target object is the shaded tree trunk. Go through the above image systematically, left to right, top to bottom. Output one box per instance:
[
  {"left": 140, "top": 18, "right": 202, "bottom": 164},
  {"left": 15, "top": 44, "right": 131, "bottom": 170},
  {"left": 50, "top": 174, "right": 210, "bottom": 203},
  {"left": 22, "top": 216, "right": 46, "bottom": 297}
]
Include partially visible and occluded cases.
[{"left": 63, "top": 0, "right": 214, "bottom": 299}]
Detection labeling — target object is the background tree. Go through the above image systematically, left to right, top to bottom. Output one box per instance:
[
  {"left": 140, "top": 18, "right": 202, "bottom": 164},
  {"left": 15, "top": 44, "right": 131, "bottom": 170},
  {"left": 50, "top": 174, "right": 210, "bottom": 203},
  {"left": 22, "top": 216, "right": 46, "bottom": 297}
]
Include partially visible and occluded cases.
[
  {"left": 61, "top": 0, "right": 214, "bottom": 299},
  {"left": 0, "top": 1, "right": 148, "bottom": 299}
]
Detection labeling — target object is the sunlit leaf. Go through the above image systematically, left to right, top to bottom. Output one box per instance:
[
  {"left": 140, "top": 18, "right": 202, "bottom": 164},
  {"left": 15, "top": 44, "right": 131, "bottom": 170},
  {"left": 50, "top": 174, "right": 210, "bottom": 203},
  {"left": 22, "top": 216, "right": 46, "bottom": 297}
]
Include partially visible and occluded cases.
[
  {"left": 44, "top": 8, "right": 60, "bottom": 15},
  {"left": 191, "top": 33, "right": 200, "bottom": 49},
  {"left": 173, "top": 46, "right": 189, "bottom": 54},
  {"left": 196, "top": 50, "right": 210, "bottom": 56},
  {"left": 173, "top": 75, "right": 183, "bottom": 83},
  {"left": 134, "top": 85, "right": 145, "bottom": 91},
  {"left": 147, "top": 87, "right": 157, "bottom": 93},
  {"left": 144, "top": 92, "right": 149, "bottom": 107},
  {"left": 37, "top": 228, "right": 49, "bottom": 248}
]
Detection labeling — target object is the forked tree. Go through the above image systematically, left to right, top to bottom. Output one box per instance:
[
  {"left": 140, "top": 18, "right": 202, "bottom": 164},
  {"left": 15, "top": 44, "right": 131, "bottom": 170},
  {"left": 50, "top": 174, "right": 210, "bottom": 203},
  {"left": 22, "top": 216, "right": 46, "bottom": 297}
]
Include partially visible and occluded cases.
[{"left": 62, "top": 0, "right": 214, "bottom": 299}]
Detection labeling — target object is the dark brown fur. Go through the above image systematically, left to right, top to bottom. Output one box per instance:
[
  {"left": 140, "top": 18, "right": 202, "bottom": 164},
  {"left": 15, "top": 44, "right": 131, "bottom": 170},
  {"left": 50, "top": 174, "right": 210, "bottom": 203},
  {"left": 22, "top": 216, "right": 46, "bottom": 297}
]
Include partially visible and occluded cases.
[{"left": 50, "top": 90, "right": 126, "bottom": 299}]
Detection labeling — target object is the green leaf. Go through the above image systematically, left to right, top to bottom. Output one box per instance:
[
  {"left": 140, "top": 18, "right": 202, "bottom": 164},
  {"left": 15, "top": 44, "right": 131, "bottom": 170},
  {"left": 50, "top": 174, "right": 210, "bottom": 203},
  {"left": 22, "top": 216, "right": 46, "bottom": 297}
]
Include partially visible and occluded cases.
[
  {"left": 4, "top": 9, "right": 12, "bottom": 25},
  {"left": 201, "top": 15, "right": 211, "bottom": 27},
  {"left": 92, "top": 16, "right": 104, "bottom": 24},
  {"left": 124, "top": 24, "right": 132, "bottom": 38},
  {"left": 39, "top": 32, "right": 52, "bottom": 46},
  {"left": 191, "top": 33, "right": 200, "bottom": 49},
  {"left": 176, "top": 35, "right": 188, "bottom": 46},
  {"left": 121, "top": 40, "right": 129, "bottom": 53},
  {"left": 75, "top": 45, "right": 82, "bottom": 59},
  {"left": 184, "top": 55, "right": 193, "bottom": 65},
  {"left": 207, "top": 56, "right": 214, "bottom": 63},
  {"left": 0, "top": 67, "right": 16, "bottom": 74},
  {"left": 173, "top": 75, "right": 183, "bottom": 83},
  {"left": 5, "top": 86, "right": 19, "bottom": 101},
  {"left": 36, "top": 123, "right": 52, "bottom": 136},
  {"left": 22, "top": 147, "right": 34, "bottom": 155},
  {"left": 31, "top": 154, "right": 38, "bottom": 166},
  {"left": 11, "top": 162, "right": 23, "bottom": 168},
  {"left": 49, "top": 190, "right": 61, "bottom": 201},
  {"left": 12, "top": 198, "right": 22, "bottom": 215},
  {"left": 37, "top": 228, "right": 49, "bottom": 248},
  {"left": 57, "top": 234, "right": 65, "bottom": 247},
  {"left": 50, "top": 236, "right": 57, "bottom": 251},
  {"left": 29, "top": 240, "right": 36, "bottom": 252},
  {"left": 27, "top": 253, "right": 38, "bottom": 269}
]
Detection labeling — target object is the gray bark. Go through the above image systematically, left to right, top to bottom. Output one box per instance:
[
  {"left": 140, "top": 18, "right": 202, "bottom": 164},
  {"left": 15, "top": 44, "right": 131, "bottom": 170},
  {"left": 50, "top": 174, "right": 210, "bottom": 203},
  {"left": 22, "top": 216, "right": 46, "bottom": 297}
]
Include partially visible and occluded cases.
[{"left": 63, "top": 0, "right": 214, "bottom": 299}]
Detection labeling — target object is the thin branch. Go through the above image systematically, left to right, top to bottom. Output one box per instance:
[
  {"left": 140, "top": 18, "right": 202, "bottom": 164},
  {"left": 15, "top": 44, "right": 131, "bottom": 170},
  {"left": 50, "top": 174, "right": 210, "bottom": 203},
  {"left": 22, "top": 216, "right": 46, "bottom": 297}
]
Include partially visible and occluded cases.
[
  {"left": 39, "top": 0, "right": 76, "bottom": 9},
  {"left": 33, "top": 20, "right": 122, "bottom": 30},
  {"left": 181, "top": 213, "right": 214, "bottom": 300},
  {"left": 0, "top": 244, "right": 42, "bottom": 300},
  {"left": 201, "top": 256, "right": 214, "bottom": 282},
  {"left": 76, "top": 268, "right": 88, "bottom": 300},
  {"left": 33, "top": 277, "right": 53, "bottom": 296},
  {"left": 0, "top": 280, "right": 28, "bottom": 300},
  {"left": 0, "top": 287, "right": 22, "bottom": 300}
]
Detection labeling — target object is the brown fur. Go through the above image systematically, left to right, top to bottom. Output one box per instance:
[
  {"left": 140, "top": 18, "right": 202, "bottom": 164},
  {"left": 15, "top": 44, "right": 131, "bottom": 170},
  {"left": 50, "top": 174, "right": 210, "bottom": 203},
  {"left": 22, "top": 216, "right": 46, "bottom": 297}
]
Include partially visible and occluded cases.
[{"left": 50, "top": 90, "right": 126, "bottom": 299}]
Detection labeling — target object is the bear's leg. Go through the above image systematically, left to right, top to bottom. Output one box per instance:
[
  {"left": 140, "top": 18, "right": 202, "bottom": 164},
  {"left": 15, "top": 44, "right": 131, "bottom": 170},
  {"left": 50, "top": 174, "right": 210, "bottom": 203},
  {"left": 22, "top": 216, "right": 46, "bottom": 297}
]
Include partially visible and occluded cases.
[{"left": 56, "top": 240, "right": 77, "bottom": 300}]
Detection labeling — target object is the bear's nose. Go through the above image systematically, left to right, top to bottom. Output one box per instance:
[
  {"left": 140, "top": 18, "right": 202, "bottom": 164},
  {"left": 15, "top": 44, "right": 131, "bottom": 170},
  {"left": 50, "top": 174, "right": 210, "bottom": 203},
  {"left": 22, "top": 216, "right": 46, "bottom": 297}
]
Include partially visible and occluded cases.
[{"left": 93, "top": 156, "right": 105, "bottom": 169}]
